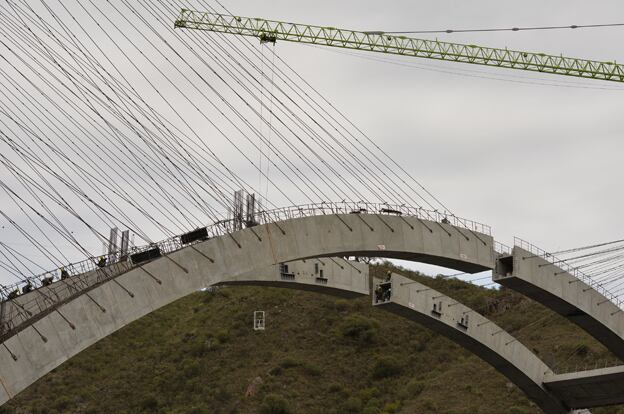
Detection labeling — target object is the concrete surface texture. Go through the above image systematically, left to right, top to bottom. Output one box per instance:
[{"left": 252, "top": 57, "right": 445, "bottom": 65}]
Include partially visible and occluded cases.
[
  {"left": 0, "top": 214, "right": 492, "bottom": 405},
  {"left": 494, "top": 247, "right": 624, "bottom": 360},
  {"left": 374, "top": 273, "right": 571, "bottom": 414}
]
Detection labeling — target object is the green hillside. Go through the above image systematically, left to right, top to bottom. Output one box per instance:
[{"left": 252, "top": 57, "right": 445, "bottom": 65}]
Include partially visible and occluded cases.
[{"left": 3, "top": 264, "right": 623, "bottom": 414}]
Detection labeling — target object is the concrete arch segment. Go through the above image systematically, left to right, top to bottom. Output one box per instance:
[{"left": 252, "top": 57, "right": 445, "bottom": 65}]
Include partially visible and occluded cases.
[
  {"left": 0, "top": 213, "right": 492, "bottom": 405},
  {"left": 1, "top": 214, "right": 493, "bottom": 341},
  {"left": 221, "top": 214, "right": 495, "bottom": 274},
  {"left": 494, "top": 247, "right": 624, "bottom": 360},
  {"left": 0, "top": 258, "right": 367, "bottom": 406},
  {"left": 219, "top": 258, "right": 369, "bottom": 298},
  {"left": 374, "top": 273, "right": 571, "bottom": 414}
]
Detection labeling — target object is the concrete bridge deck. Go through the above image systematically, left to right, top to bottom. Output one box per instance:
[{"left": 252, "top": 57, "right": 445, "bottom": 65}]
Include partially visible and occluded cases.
[
  {"left": 494, "top": 246, "right": 624, "bottom": 360},
  {"left": 544, "top": 365, "right": 624, "bottom": 409}
]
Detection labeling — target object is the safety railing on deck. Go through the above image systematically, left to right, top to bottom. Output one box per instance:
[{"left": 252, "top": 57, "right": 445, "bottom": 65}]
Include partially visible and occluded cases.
[
  {"left": 0, "top": 202, "right": 492, "bottom": 338},
  {"left": 514, "top": 237, "right": 624, "bottom": 309},
  {"left": 494, "top": 241, "right": 512, "bottom": 256},
  {"left": 552, "top": 356, "right": 624, "bottom": 375}
]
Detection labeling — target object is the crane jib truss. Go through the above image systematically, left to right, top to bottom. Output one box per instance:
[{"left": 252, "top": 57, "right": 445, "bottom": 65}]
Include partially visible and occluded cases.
[{"left": 174, "top": 10, "right": 624, "bottom": 83}]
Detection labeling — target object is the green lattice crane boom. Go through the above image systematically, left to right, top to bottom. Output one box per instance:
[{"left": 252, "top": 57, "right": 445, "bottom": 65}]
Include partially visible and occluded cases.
[{"left": 174, "top": 9, "right": 624, "bottom": 83}]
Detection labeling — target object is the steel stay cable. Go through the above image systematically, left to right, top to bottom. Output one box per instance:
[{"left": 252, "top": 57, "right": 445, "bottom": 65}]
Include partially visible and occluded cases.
[
  {"left": 22, "top": 0, "right": 266, "bottom": 212},
  {"left": 34, "top": 0, "right": 218, "bottom": 222},
  {"left": 73, "top": 0, "right": 307, "bottom": 208},
  {"left": 73, "top": 0, "right": 312, "bottom": 206},
  {"left": 109, "top": 0, "right": 349, "bottom": 205},
  {"left": 131, "top": 0, "right": 382, "bottom": 207},
  {"left": 140, "top": 0, "right": 370, "bottom": 204},
  {"left": 168, "top": 0, "right": 404, "bottom": 207},
  {"left": 181, "top": 0, "right": 415, "bottom": 208},
  {"left": 204, "top": 0, "right": 482, "bottom": 240},
  {"left": 214, "top": 0, "right": 450, "bottom": 213},
  {"left": 11, "top": 1, "right": 248, "bottom": 217},
  {"left": 1, "top": 2, "right": 229, "bottom": 226},
  {"left": 157, "top": 2, "right": 397, "bottom": 207},
  {"left": 164, "top": 2, "right": 406, "bottom": 208},
  {"left": 6, "top": 10, "right": 203, "bottom": 233},
  {"left": 0, "top": 23, "right": 219, "bottom": 236},
  {"left": 0, "top": 28, "right": 201, "bottom": 236},
  {"left": 0, "top": 72, "right": 188, "bottom": 238},
  {"left": 0, "top": 96, "right": 172, "bottom": 241},
  {"left": 0, "top": 178, "right": 101, "bottom": 263},
  {"left": 0, "top": 243, "right": 50, "bottom": 274}
]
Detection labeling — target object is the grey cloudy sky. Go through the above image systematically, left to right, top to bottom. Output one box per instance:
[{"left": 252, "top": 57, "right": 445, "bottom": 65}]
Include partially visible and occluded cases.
[
  {"left": 0, "top": 0, "right": 623, "bottom": 284},
  {"left": 217, "top": 0, "right": 624, "bottom": 275},
  {"left": 234, "top": 0, "right": 624, "bottom": 244}
]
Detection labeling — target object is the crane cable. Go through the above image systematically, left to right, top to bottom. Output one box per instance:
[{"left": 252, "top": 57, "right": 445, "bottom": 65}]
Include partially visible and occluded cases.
[{"left": 380, "top": 22, "right": 624, "bottom": 35}]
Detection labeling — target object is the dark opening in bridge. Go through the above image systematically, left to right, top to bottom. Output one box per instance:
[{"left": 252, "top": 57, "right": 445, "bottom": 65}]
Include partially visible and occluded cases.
[{"left": 497, "top": 255, "right": 514, "bottom": 277}]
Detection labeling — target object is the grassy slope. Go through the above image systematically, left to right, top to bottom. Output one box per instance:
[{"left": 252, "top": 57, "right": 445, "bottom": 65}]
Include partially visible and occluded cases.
[{"left": 3, "top": 264, "right": 624, "bottom": 414}]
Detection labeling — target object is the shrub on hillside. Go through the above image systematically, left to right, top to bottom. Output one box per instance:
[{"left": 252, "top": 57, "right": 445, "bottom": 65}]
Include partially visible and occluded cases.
[
  {"left": 339, "top": 315, "right": 379, "bottom": 344},
  {"left": 215, "top": 329, "right": 230, "bottom": 343},
  {"left": 372, "top": 357, "right": 402, "bottom": 379},
  {"left": 279, "top": 358, "right": 300, "bottom": 369},
  {"left": 398, "top": 379, "right": 425, "bottom": 399},
  {"left": 260, "top": 394, "right": 291, "bottom": 414},
  {"left": 139, "top": 395, "right": 159, "bottom": 411},
  {"left": 342, "top": 396, "right": 363, "bottom": 412},
  {"left": 382, "top": 401, "right": 400, "bottom": 413}
]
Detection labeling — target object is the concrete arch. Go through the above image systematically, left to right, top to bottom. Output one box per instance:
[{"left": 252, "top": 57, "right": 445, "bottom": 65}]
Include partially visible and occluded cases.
[
  {"left": 0, "top": 214, "right": 493, "bottom": 405},
  {"left": 494, "top": 246, "right": 624, "bottom": 360},
  {"left": 375, "top": 273, "right": 571, "bottom": 414}
]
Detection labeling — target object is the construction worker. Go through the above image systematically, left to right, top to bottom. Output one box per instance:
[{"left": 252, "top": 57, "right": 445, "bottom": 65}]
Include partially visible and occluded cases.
[
  {"left": 97, "top": 256, "right": 107, "bottom": 268},
  {"left": 60, "top": 267, "right": 70, "bottom": 280},
  {"left": 381, "top": 271, "right": 392, "bottom": 301},
  {"left": 41, "top": 275, "right": 54, "bottom": 287},
  {"left": 374, "top": 284, "right": 384, "bottom": 303},
  {"left": 383, "top": 284, "right": 392, "bottom": 301},
  {"left": 7, "top": 290, "right": 19, "bottom": 300}
]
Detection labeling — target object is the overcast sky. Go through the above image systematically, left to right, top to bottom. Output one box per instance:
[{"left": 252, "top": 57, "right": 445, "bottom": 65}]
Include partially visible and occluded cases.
[
  {"left": 0, "top": 0, "right": 623, "bottom": 284},
  {"left": 219, "top": 0, "right": 624, "bottom": 277},
  {"left": 233, "top": 0, "right": 624, "bottom": 245}
]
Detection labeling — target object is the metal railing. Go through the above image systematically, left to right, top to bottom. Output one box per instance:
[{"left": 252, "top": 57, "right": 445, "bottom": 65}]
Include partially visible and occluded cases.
[
  {"left": 0, "top": 202, "right": 492, "bottom": 338},
  {"left": 255, "top": 202, "right": 491, "bottom": 236},
  {"left": 514, "top": 237, "right": 624, "bottom": 309},
  {"left": 494, "top": 241, "right": 512, "bottom": 256},
  {"left": 553, "top": 356, "right": 624, "bottom": 375}
]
